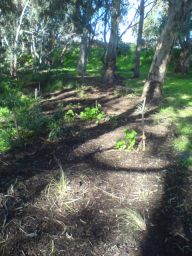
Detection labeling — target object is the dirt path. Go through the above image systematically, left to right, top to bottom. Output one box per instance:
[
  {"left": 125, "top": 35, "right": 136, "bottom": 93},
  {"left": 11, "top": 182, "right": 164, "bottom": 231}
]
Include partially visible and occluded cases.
[{"left": 0, "top": 85, "right": 191, "bottom": 256}]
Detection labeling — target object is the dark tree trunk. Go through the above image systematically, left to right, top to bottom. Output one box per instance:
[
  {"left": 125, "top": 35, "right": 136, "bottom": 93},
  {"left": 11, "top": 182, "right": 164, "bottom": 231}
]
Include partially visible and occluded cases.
[
  {"left": 104, "top": 0, "right": 120, "bottom": 85},
  {"left": 133, "top": 0, "right": 145, "bottom": 78},
  {"left": 142, "top": 0, "right": 192, "bottom": 102}
]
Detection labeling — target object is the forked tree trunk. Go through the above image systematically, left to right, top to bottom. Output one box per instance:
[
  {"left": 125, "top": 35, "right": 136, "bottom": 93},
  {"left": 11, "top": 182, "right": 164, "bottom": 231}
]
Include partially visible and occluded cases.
[
  {"left": 104, "top": 0, "right": 120, "bottom": 85},
  {"left": 133, "top": 0, "right": 145, "bottom": 78},
  {"left": 142, "top": 0, "right": 192, "bottom": 102},
  {"left": 77, "top": 29, "right": 89, "bottom": 77}
]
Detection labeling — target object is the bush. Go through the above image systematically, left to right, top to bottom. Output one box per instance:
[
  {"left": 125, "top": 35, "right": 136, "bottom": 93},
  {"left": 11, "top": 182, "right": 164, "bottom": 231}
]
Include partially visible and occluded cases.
[
  {"left": 0, "top": 78, "right": 47, "bottom": 151},
  {"left": 80, "top": 104, "right": 105, "bottom": 123}
]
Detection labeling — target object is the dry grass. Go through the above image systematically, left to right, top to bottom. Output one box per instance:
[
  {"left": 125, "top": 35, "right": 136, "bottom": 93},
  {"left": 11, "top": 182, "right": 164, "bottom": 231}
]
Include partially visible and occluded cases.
[{"left": 116, "top": 208, "right": 146, "bottom": 233}]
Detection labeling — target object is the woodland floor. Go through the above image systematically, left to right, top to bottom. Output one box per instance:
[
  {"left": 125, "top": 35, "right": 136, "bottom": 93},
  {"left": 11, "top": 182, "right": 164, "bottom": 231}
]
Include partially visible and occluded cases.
[{"left": 0, "top": 78, "right": 192, "bottom": 256}]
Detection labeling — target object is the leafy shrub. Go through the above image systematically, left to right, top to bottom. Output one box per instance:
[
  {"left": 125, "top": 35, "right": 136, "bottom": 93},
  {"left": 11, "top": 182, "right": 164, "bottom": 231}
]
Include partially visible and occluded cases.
[
  {"left": 0, "top": 78, "right": 47, "bottom": 151},
  {"left": 18, "top": 103, "right": 47, "bottom": 135},
  {"left": 80, "top": 104, "right": 105, "bottom": 123},
  {"left": 64, "top": 109, "right": 76, "bottom": 122},
  {"left": 48, "top": 116, "right": 64, "bottom": 141},
  {"left": 115, "top": 129, "right": 137, "bottom": 151}
]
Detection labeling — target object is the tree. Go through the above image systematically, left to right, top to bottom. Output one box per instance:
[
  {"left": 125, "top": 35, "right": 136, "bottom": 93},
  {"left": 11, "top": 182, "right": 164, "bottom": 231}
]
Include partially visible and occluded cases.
[
  {"left": 74, "top": 0, "right": 103, "bottom": 77},
  {"left": 104, "top": 0, "right": 121, "bottom": 85},
  {"left": 133, "top": 0, "right": 145, "bottom": 78},
  {"left": 142, "top": 0, "right": 192, "bottom": 102},
  {"left": 175, "top": 12, "right": 192, "bottom": 74}
]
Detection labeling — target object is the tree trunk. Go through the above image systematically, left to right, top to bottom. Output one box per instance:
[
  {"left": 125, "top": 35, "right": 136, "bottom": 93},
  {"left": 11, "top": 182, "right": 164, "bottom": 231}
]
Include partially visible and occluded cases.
[
  {"left": 10, "top": 0, "right": 29, "bottom": 77},
  {"left": 104, "top": 0, "right": 120, "bottom": 85},
  {"left": 133, "top": 0, "right": 145, "bottom": 78},
  {"left": 142, "top": 0, "right": 192, "bottom": 102},
  {"left": 175, "top": 13, "right": 192, "bottom": 74},
  {"left": 77, "top": 29, "right": 89, "bottom": 77},
  {"left": 175, "top": 43, "right": 191, "bottom": 74}
]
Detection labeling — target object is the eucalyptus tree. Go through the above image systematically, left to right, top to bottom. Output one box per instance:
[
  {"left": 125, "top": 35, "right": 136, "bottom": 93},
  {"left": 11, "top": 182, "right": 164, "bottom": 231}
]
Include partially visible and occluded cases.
[
  {"left": 0, "top": 0, "right": 30, "bottom": 76},
  {"left": 71, "top": 0, "right": 103, "bottom": 76},
  {"left": 104, "top": 0, "right": 121, "bottom": 85},
  {"left": 133, "top": 0, "right": 145, "bottom": 78},
  {"left": 133, "top": 0, "right": 161, "bottom": 78},
  {"left": 142, "top": 0, "right": 192, "bottom": 101},
  {"left": 142, "top": 0, "right": 167, "bottom": 48},
  {"left": 175, "top": 12, "right": 192, "bottom": 74}
]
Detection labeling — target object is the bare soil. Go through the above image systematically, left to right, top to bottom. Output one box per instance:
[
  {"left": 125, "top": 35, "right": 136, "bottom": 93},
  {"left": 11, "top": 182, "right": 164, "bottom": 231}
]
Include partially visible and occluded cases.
[{"left": 0, "top": 81, "right": 192, "bottom": 256}]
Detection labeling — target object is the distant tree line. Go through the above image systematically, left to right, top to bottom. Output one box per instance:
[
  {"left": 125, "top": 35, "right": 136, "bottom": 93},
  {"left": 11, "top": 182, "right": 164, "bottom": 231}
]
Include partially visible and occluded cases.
[{"left": 0, "top": 0, "right": 191, "bottom": 101}]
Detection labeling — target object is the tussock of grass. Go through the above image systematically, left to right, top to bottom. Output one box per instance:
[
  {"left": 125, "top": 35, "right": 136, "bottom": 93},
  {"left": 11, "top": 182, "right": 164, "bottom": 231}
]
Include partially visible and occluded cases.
[
  {"left": 45, "top": 164, "right": 75, "bottom": 212},
  {"left": 116, "top": 208, "right": 146, "bottom": 233}
]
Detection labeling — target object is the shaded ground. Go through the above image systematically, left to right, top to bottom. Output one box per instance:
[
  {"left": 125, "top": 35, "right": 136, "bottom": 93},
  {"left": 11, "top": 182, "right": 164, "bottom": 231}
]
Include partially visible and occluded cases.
[{"left": 0, "top": 80, "right": 192, "bottom": 256}]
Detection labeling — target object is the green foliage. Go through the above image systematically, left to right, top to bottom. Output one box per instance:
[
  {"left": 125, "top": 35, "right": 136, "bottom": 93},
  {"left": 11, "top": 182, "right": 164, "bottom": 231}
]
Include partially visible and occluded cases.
[
  {"left": 153, "top": 73, "right": 192, "bottom": 167},
  {"left": 0, "top": 78, "right": 47, "bottom": 151},
  {"left": 18, "top": 103, "right": 47, "bottom": 135},
  {"left": 80, "top": 104, "right": 105, "bottom": 123},
  {"left": 64, "top": 109, "right": 76, "bottom": 122},
  {"left": 47, "top": 115, "right": 65, "bottom": 141},
  {"left": 115, "top": 129, "right": 137, "bottom": 151}
]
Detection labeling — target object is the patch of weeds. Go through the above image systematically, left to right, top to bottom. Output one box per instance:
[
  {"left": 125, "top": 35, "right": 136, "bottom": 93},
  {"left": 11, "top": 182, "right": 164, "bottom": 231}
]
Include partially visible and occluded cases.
[
  {"left": 80, "top": 103, "right": 106, "bottom": 123},
  {"left": 64, "top": 109, "right": 76, "bottom": 122},
  {"left": 48, "top": 119, "right": 65, "bottom": 141},
  {"left": 115, "top": 129, "right": 137, "bottom": 151},
  {"left": 116, "top": 208, "right": 146, "bottom": 233}
]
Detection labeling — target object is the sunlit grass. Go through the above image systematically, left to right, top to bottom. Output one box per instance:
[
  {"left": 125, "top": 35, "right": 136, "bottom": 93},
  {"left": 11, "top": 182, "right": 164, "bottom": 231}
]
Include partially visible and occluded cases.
[
  {"left": 154, "top": 73, "right": 192, "bottom": 167},
  {"left": 116, "top": 208, "right": 146, "bottom": 233}
]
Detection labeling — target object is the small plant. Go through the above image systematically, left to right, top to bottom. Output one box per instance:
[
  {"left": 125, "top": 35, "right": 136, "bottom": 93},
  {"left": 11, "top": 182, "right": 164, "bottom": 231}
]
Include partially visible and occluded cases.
[
  {"left": 80, "top": 103, "right": 105, "bottom": 123},
  {"left": 64, "top": 109, "right": 76, "bottom": 122},
  {"left": 48, "top": 119, "right": 64, "bottom": 141},
  {"left": 115, "top": 129, "right": 137, "bottom": 151},
  {"left": 46, "top": 164, "right": 68, "bottom": 201},
  {"left": 116, "top": 208, "right": 146, "bottom": 233}
]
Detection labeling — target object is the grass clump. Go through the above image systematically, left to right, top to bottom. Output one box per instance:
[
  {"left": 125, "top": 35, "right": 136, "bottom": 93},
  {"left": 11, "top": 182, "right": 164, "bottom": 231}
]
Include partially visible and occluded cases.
[
  {"left": 45, "top": 164, "right": 69, "bottom": 209},
  {"left": 117, "top": 208, "right": 146, "bottom": 233}
]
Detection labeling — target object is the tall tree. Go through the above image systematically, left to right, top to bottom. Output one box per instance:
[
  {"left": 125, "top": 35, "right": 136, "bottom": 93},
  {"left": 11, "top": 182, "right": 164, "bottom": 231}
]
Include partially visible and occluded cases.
[
  {"left": 75, "top": 0, "right": 103, "bottom": 77},
  {"left": 104, "top": 0, "right": 121, "bottom": 85},
  {"left": 133, "top": 0, "right": 145, "bottom": 78},
  {"left": 142, "top": 0, "right": 192, "bottom": 101},
  {"left": 175, "top": 12, "right": 192, "bottom": 74}
]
